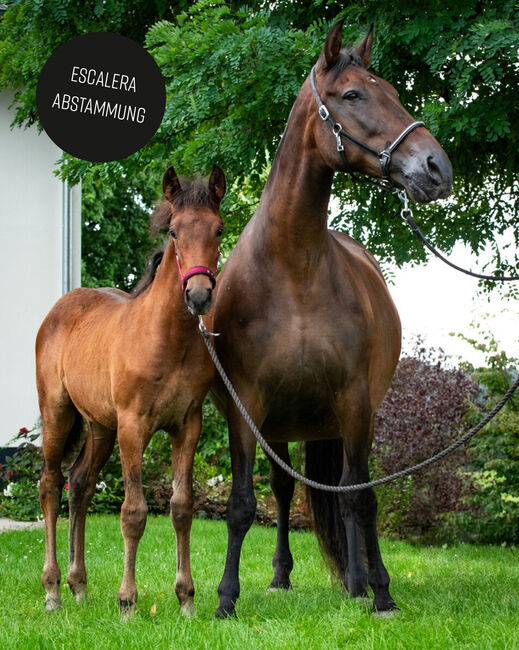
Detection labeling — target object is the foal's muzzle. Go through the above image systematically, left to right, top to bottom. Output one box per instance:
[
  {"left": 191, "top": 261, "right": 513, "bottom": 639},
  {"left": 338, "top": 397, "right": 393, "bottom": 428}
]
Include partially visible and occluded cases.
[{"left": 185, "top": 287, "right": 213, "bottom": 316}]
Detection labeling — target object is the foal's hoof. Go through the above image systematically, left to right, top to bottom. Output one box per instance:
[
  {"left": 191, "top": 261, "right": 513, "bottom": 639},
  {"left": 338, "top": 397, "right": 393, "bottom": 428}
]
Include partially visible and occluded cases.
[
  {"left": 73, "top": 585, "right": 88, "bottom": 604},
  {"left": 45, "top": 596, "right": 62, "bottom": 612},
  {"left": 353, "top": 596, "right": 372, "bottom": 606},
  {"left": 119, "top": 599, "right": 137, "bottom": 621},
  {"left": 180, "top": 599, "right": 197, "bottom": 618},
  {"left": 215, "top": 604, "right": 237, "bottom": 619}
]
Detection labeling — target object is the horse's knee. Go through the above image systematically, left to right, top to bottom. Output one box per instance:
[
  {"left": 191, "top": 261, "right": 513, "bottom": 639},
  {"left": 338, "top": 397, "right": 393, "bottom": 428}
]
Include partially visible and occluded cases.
[
  {"left": 227, "top": 488, "right": 256, "bottom": 532},
  {"left": 121, "top": 500, "right": 147, "bottom": 539}
]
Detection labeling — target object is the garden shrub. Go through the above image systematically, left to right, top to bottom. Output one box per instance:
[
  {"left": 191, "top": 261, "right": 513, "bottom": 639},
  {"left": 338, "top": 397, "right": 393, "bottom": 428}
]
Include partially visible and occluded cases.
[{"left": 373, "top": 342, "right": 480, "bottom": 541}]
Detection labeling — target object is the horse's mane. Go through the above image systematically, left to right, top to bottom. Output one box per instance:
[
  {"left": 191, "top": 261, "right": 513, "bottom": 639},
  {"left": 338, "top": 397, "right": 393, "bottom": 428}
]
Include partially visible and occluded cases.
[
  {"left": 132, "top": 177, "right": 217, "bottom": 299},
  {"left": 131, "top": 249, "right": 165, "bottom": 298}
]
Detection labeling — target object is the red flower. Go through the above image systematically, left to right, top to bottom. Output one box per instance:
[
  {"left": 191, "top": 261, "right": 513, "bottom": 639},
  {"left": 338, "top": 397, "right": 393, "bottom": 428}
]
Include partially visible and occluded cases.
[
  {"left": 19, "top": 427, "right": 30, "bottom": 436},
  {"left": 65, "top": 483, "right": 69, "bottom": 490}
]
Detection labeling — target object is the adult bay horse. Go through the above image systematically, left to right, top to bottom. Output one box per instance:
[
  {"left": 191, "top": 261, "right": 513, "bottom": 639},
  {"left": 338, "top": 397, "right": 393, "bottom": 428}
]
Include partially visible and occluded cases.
[
  {"left": 210, "top": 22, "right": 452, "bottom": 617},
  {"left": 36, "top": 166, "right": 226, "bottom": 617}
]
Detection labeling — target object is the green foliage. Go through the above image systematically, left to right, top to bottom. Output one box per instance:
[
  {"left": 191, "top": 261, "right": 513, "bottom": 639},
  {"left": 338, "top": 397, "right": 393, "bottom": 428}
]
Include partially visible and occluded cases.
[
  {"left": 2, "top": 0, "right": 518, "bottom": 286},
  {"left": 445, "top": 333, "right": 519, "bottom": 543}
]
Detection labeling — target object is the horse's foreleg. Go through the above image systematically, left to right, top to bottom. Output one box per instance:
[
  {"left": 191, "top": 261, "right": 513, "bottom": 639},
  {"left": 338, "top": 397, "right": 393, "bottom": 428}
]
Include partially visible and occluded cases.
[
  {"left": 337, "top": 389, "right": 397, "bottom": 614},
  {"left": 216, "top": 401, "right": 260, "bottom": 619},
  {"left": 39, "top": 407, "right": 77, "bottom": 611},
  {"left": 169, "top": 412, "right": 201, "bottom": 617},
  {"left": 117, "top": 417, "right": 151, "bottom": 619},
  {"left": 67, "top": 422, "right": 115, "bottom": 602},
  {"left": 268, "top": 443, "right": 294, "bottom": 590}
]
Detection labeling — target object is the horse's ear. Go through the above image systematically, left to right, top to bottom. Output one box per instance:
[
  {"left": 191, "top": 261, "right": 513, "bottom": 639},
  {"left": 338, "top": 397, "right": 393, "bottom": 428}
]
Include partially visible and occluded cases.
[
  {"left": 321, "top": 19, "right": 344, "bottom": 70},
  {"left": 352, "top": 23, "right": 374, "bottom": 68},
  {"left": 208, "top": 165, "right": 226, "bottom": 204},
  {"left": 163, "top": 166, "right": 182, "bottom": 203}
]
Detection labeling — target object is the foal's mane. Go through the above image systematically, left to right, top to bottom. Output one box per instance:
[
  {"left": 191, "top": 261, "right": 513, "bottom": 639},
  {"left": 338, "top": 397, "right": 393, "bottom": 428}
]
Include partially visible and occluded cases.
[
  {"left": 326, "top": 48, "right": 363, "bottom": 77},
  {"left": 132, "top": 177, "right": 218, "bottom": 299}
]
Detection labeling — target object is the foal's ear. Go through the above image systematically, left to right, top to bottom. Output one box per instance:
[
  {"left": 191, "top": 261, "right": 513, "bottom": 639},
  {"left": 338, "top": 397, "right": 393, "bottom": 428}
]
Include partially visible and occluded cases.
[
  {"left": 321, "top": 18, "right": 344, "bottom": 70},
  {"left": 352, "top": 23, "right": 374, "bottom": 68},
  {"left": 208, "top": 165, "right": 226, "bottom": 204},
  {"left": 163, "top": 166, "right": 182, "bottom": 203}
]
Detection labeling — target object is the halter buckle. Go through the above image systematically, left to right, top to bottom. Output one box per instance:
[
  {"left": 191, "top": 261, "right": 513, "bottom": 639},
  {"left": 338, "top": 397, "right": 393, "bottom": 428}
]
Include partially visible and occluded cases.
[
  {"left": 318, "top": 105, "right": 330, "bottom": 121},
  {"left": 333, "top": 123, "right": 344, "bottom": 152}
]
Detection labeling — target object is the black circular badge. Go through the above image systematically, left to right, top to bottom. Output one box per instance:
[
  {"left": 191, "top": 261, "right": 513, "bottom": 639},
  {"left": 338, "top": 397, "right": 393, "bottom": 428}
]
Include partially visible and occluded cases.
[{"left": 36, "top": 32, "right": 166, "bottom": 162}]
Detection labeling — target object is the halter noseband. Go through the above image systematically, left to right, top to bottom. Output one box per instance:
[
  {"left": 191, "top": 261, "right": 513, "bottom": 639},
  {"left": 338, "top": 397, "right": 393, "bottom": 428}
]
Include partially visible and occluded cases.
[
  {"left": 310, "top": 66, "right": 425, "bottom": 184},
  {"left": 175, "top": 246, "right": 218, "bottom": 291}
]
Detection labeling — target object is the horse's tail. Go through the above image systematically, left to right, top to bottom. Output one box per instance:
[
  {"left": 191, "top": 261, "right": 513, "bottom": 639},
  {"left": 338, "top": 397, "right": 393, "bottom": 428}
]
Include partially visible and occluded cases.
[
  {"left": 61, "top": 411, "right": 85, "bottom": 471},
  {"left": 305, "top": 439, "right": 348, "bottom": 585}
]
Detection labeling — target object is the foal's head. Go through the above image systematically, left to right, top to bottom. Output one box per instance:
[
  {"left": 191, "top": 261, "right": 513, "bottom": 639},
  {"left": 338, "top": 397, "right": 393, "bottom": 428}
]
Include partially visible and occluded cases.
[
  {"left": 309, "top": 22, "right": 452, "bottom": 202},
  {"left": 158, "top": 165, "right": 226, "bottom": 315}
]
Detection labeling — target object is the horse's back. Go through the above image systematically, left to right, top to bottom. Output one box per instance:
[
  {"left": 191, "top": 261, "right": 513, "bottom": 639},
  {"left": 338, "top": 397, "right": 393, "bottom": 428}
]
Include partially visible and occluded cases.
[{"left": 36, "top": 288, "right": 129, "bottom": 404}]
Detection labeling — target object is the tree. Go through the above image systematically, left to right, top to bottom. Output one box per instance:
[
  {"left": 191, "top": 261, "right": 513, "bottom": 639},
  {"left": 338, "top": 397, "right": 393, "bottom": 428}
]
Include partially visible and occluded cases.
[{"left": 1, "top": 0, "right": 518, "bottom": 287}]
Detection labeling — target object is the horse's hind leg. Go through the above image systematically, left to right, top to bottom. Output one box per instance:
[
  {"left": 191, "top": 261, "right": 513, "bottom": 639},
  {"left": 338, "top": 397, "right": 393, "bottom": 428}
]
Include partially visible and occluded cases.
[
  {"left": 39, "top": 402, "right": 79, "bottom": 611},
  {"left": 169, "top": 411, "right": 201, "bottom": 617},
  {"left": 67, "top": 421, "right": 116, "bottom": 602},
  {"left": 268, "top": 443, "right": 294, "bottom": 590}
]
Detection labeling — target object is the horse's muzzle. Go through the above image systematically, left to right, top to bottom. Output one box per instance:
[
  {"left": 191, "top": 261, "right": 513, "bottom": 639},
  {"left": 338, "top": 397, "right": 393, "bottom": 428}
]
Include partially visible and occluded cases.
[{"left": 185, "top": 287, "right": 213, "bottom": 316}]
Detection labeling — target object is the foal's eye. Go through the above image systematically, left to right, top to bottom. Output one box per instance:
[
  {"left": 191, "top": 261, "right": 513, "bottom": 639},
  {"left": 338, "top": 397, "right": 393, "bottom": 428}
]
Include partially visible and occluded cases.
[
  {"left": 342, "top": 90, "right": 360, "bottom": 101},
  {"left": 216, "top": 227, "right": 224, "bottom": 238},
  {"left": 169, "top": 230, "right": 177, "bottom": 239}
]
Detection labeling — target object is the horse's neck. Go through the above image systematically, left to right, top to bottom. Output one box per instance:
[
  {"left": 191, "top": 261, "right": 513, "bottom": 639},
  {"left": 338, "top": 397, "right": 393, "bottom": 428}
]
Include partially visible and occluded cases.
[
  {"left": 256, "top": 83, "right": 334, "bottom": 260},
  {"left": 138, "top": 244, "right": 193, "bottom": 333}
]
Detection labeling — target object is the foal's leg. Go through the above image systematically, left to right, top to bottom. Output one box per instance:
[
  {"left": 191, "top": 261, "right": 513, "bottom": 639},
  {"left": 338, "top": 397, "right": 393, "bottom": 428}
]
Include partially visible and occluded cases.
[
  {"left": 336, "top": 388, "right": 396, "bottom": 614},
  {"left": 216, "top": 402, "right": 260, "bottom": 618},
  {"left": 39, "top": 404, "right": 78, "bottom": 611},
  {"left": 169, "top": 411, "right": 201, "bottom": 617},
  {"left": 117, "top": 417, "right": 152, "bottom": 618},
  {"left": 67, "top": 421, "right": 116, "bottom": 601},
  {"left": 267, "top": 443, "right": 294, "bottom": 590}
]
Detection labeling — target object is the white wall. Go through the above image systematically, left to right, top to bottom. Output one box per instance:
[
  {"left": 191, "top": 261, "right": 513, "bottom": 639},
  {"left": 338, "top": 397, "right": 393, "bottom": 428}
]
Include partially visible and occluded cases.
[{"left": 0, "top": 90, "right": 81, "bottom": 446}]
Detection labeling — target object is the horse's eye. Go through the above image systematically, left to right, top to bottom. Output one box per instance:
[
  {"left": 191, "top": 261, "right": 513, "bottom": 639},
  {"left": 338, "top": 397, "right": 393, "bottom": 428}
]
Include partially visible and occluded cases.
[
  {"left": 342, "top": 90, "right": 360, "bottom": 101},
  {"left": 216, "top": 227, "right": 224, "bottom": 238},
  {"left": 169, "top": 230, "right": 177, "bottom": 239}
]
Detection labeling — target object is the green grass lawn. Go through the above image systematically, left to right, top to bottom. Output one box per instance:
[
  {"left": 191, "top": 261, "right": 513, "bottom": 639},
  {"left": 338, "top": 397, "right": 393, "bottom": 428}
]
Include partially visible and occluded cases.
[{"left": 0, "top": 515, "right": 518, "bottom": 649}]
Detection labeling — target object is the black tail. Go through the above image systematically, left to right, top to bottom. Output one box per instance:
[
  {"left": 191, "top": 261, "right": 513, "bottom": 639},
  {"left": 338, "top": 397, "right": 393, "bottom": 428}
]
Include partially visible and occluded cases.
[{"left": 305, "top": 439, "right": 348, "bottom": 586}]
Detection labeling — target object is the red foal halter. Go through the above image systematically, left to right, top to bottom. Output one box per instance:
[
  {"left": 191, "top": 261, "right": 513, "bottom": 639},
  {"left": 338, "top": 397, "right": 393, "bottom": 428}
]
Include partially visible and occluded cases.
[{"left": 174, "top": 246, "right": 218, "bottom": 291}]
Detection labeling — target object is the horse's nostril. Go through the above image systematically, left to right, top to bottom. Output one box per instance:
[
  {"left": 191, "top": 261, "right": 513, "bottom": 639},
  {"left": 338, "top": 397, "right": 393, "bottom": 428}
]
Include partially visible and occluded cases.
[{"left": 426, "top": 155, "right": 441, "bottom": 184}]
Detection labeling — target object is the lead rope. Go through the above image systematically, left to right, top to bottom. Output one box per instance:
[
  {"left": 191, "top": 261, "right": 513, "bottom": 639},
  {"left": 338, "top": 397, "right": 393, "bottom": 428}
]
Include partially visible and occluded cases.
[
  {"left": 395, "top": 190, "right": 519, "bottom": 282},
  {"left": 198, "top": 316, "right": 519, "bottom": 492}
]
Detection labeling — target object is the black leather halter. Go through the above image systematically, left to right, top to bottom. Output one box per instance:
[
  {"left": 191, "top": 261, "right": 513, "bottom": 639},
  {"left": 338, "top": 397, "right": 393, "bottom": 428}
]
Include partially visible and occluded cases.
[{"left": 310, "top": 66, "right": 425, "bottom": 185}]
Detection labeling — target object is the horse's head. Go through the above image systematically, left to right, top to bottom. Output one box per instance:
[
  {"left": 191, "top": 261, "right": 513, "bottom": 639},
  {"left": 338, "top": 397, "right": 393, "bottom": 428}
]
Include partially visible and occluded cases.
[
  {"left": 310, "top": 21, "right": 452, "bottom": 202},
  {"left": 162, "top": 165, "right": 226, "bottom": 315}
]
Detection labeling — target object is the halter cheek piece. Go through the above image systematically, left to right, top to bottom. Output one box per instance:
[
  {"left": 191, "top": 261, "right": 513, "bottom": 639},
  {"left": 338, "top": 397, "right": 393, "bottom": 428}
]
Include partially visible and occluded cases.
[
  {"left": 310, "top": 66, "right": 425, "bottom": 185},
  {"left": 174, "top": 243, "right": 219, "bottom": 291}
]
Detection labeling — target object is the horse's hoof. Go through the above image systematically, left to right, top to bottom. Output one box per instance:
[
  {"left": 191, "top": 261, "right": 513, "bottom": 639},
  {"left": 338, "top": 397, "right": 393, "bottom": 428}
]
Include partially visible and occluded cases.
[
  {"left": 266, "top": 580, "right": 291, "bottom": 592},
  {"left": 73, "top": 586, "right": 88, "bottom": 604},
  {"left": 45, "top": 596, "right": 62, "bottom": 612},
  {"left": 354, "top": 596, "right": 372, "bottom": 606},
  {"left": 119, "top": 599, "right": 137, "bottom": 621},
  {"left": 180, "top": 599, "right": 197, "bottom": 618},
  {"left": 215, "top": 605, "right": 237, "bottom": 619},
  {"left": 372, "top": 605, "right": 400, "bottom": 618}
]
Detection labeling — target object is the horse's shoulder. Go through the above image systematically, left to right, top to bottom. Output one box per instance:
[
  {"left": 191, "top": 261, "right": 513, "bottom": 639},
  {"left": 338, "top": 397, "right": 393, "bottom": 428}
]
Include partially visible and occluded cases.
[{"left": 328, "top": 229, "right": 385, "bottom": 281}]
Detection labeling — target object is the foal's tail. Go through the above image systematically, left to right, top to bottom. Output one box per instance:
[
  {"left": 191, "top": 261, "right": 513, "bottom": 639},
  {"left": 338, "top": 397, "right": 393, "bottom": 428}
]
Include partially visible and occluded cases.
[
  {"left": 61, "top": 411, "right": 85, "bottom": 471},
  {"left": 305, "top": 439, "right": 348, "bottom": 586}
]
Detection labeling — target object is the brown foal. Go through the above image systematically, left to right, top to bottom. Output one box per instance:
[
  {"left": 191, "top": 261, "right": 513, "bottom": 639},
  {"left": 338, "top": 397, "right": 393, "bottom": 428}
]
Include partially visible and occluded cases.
[
  {"left": 210, "top": 22, "right": 452, "bottom": 617},
  {"left": 36, "top": 165, "right": 226, "bottom": 617}
]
